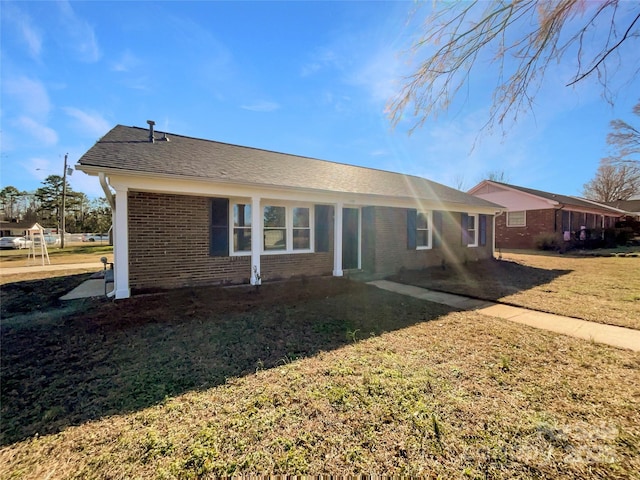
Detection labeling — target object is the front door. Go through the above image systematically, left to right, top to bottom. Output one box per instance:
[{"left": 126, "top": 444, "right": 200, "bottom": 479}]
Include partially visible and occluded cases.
[{"left": 342, "top": 207, "right": 360, "bottom": 270}]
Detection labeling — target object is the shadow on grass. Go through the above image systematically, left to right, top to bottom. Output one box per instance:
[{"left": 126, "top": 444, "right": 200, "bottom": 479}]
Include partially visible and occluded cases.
[
  {"left": 0, "top": 258, "right": 569, "bottom": 447},
  {"left": 389, "top": 258, "right": 573, "bottom": 303},
  {"left": 0, "top": 273, "right": 93, "bottom": 317},
  {"left": 1, "top": 277, "right": 453, "bottom": 446}
]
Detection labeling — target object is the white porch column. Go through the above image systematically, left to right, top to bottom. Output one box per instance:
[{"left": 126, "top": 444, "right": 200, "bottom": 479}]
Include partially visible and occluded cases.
[
  {"left": 113, "top": 187, "right": 130, "bottom": 299},
  {"left": 250, "top": 196, "right": 262, "bottom": 285},
  {"left": 333, "top": 202, "right": 343, "bottom": 277}
]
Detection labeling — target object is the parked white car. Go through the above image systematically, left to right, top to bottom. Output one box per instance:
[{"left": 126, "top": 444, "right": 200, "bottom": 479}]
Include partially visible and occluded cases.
[
  {"left": 82, "top": 233, "right": 109, "bottom": 242},
  {"left": 43, "top": 234, "right": 61, "bottom": 246},
  {"left": 0, "top": 236, "right": 33, "bottom": 249}
]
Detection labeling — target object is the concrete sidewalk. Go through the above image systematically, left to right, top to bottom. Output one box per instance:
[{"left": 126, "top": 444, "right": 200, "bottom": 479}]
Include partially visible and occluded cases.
[
  {"left": 0, "top": 262, "right": 103, "bottom": 276},
  {"left": 60, "top": 278, "right": 111, "bottom": 300},
  {"left": 368, "top": 280, "right": 640, "bottom": 352}
]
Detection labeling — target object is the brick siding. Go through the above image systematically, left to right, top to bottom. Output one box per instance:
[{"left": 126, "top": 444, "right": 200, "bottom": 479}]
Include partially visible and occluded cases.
[
  {"left": 128, "top": 191, "right": 333, "bottom": 292},
  {"left": 128, "top": 192, "right": 493, "bottom": 291},
  {"left": 364, "top": 207, "right": 493, "bottom": 275},
  {"left": 495, "top": 208, "right": 616, "bottom": 249},
  {"left": 495, "top": 209, "right": 557, "bottom": 250}
]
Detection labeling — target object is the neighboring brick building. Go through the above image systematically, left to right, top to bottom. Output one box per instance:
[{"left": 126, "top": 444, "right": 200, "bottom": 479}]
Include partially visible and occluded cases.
[
  {"left": 77, "top": 123, "right": 502, "bottom": 299},
  {"left": 468, "top": 181, "right": 626, "bottom": 250}
]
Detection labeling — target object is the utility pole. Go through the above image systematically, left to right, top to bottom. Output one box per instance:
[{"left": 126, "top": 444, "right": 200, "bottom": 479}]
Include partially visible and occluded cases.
[{"left": 61, "top": 153, "right": 68, "bottom": 249}]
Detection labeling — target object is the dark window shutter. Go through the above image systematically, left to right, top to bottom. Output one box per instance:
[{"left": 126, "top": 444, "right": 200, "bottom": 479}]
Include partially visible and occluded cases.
[
  {"left": 210, "top": 198, "right": 229, "bottom": 256},
  {"left": 315, "top": 205, "right": 331, "bottom": 252},
  {"left": 407, "top": 209, "right": 417, "bottom": 249},
  {"left": 433, "top": 210, "right": 443, "bottom": 248},
  {"left": 562, "top": 210, "right": 570, "bottom": 232},
  {"left": 461, "top": 213, "right": 469, "bottom": 245},
  {"left": 479, "top": 214, "right": 487, "bottom": 246}
]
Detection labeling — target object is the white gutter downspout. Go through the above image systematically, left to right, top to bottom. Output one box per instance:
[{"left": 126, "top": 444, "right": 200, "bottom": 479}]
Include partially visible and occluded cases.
[
  {"left": 98, "top": 173, "right": 117, "bottom": 298},
  {"left": 99, "top": 173, "right": 115, "bottom": 209}
]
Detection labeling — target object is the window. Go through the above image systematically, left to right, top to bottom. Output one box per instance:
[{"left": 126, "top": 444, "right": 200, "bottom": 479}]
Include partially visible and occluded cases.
[
  {"left": 233, "top": 204, "right": 251, "bottom": 252},
  {"left": 261, "top": 204, "right": 313, "bottom": 253},
  {"left": 264, "top": 206, "right": 287, "bottom": 251},
  {"left": 293, "top": 207, "right": 310, "bottom": 250},
  {"left": 407, "top": 209, "right": 432, "bottom": 250},
  {"left": 506, "top": 210, "right": 526, "bottom": 227},
  {"left": 416, "top": 211, "right": 431, "bottom": 249},
  {"left": 465, "top": 213, "right": 478, "bottom": 247}
]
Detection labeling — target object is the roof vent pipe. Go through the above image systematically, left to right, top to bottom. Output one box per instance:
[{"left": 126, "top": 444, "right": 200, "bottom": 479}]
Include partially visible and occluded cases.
[{"left": 147, "top": 120, "right": 155, "bottom": 143}]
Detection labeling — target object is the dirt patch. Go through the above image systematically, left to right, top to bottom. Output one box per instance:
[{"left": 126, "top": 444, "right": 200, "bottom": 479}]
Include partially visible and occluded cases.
[{"left": 0, "top": 273, "right": 94, "bottom": 318}]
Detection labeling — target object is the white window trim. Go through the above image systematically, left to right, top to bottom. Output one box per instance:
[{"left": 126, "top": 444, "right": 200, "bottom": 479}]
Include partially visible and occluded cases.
[
  {"left": 229, "top": 201, "right": 315, "bottom": 256},
  {"left": 231, "top": 202, "right": 252, "bottom": 255},
  {"left": 261, "top": 202, "right": 314, "bottom": 255},
  {"left": 263, "top": 205, "right": 288, "bottom": 252},
  {"left": 416, "top": 210, "right": 433, "bottom": 250},
  {"left": 506, "top": 210, "right": 526, "bottom": 227},
  {"left": 467, "top": 213, "right": 479, "bottom": 248}
]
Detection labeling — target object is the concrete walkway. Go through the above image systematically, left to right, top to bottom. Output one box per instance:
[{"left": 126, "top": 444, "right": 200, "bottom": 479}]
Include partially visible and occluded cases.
[
  {"left": 0, "top": 261, "right": 109, "bottom": 300},
  {"left": 0, "top": 262, "right": 103, "bottom": 276},
  {"left": 59, "top": 278, "right": 111, "bottom": 300},
  {"left": 368, "top": 280, "right": 640, "bottom": 352}
]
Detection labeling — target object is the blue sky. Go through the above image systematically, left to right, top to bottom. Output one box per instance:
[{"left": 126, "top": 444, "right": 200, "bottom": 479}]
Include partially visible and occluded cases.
[{"left": 1, "top": 1, "right": 639, "bottom": 199}]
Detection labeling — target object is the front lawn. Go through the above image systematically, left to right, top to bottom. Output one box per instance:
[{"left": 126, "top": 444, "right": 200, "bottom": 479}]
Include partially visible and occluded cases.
[
  {"left": 0, "top": 244, "right": 113, "bottom": 266},
  {"left": 391, "top": 252, "right": 640, "bottom": 330},
  {"left": 1, "top": 275, "right": 639, "bottom": 479}
]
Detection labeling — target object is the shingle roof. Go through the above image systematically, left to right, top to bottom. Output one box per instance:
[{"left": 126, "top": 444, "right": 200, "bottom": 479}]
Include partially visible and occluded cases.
[
  {"left": 78, "top": 125, "right": 500, "bottom": 209},
  {"left": 489, "top": 181, "right": 624, "bottom": 214},
  {"left": 603, "top": 199, "right": 640, "bottom": 213}
]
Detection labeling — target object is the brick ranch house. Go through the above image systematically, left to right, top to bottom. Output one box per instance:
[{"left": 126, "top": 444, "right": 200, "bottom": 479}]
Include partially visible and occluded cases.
[
  {"left": 77, "top": 123, "right": 503, "bottom": 299},
  {"left": 468, "top": 180, "right": 626, "bottom": 250}
]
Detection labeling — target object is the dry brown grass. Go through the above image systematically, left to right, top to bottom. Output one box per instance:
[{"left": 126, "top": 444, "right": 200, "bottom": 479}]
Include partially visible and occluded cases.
[
  {"left": 0, "top": 244, "right": 112, "bottom": 267},
  {"left": 392, "top": 251, "right": 640, "bottom": 330},
  {"left": 501, "top": 253, "right": 640, "bottom": 329},
  {"left": 1, "top": 273, "right": 639, "bottom": 479}
]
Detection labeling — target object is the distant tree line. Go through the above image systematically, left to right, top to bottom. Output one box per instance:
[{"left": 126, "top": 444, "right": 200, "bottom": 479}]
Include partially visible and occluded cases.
[{"left": 0, "top": 176, "right": 112, "bottom": 234}]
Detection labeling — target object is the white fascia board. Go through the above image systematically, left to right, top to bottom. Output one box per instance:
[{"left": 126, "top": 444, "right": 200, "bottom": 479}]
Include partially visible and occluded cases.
[
  {"left": 80, "top": 166, "right": 500, "bottom": 214},
  {"left": 472, "top": 180, "right": 560, "bottom": 207}
]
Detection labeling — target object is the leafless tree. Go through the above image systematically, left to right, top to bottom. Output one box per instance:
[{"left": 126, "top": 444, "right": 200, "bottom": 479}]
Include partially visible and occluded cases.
[
  {"left": 389, "top": 0, "right": 640, "bottom": 134},
  {"left": 606, "top": 100, "right": 640, "bottom": 165},
  {"left": 584, "top": 101, "right": 640, "bottom": 201},
  {"left": 582, "top": 162, "right": 640, "bottom": 202},
  {"left": 483, "top": 170, "right": 510, "bottom": 184},
  {"left": 451, "top": 173, "right": 466, "bottom": 190}
]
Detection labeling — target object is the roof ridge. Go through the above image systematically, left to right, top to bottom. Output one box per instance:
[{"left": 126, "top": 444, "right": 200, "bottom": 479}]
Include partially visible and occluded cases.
[{"left": 120, "top": 125, "right": 443, "bottom": 187}]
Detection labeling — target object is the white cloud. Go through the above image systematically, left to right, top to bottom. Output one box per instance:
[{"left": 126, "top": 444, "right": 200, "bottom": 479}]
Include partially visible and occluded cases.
[
  {"left": 57, "top": 0, "right": 101, "bottom": 62},
  {"left": 2, "top": 3, "right": 42, "bottom": 59},
  {"left": 347, "top": 46, "right": 406, "bottom": 106},
  {"left": 300, "top": 49, "right": 339, "bottom": 77},
  {"left": 111, "top": 50, "right": 140, "bottom": 73},
  {"left": 3, "top": 76, "right": 51, "bottom": 119},
  {"left": 240, "top": 101, "right": 281, "bottom": 112},
  {"left": 63, "top": 107, "right": 111, "bottom": 137},
  {"left": 15, "top": 116, "right": 58, "bottom": 146},
  {"left": 370, "top": 149, "right": 388, "bottom": 157},
  {"left": 29, "top": 157, "right": 55, "bottom": 181}
]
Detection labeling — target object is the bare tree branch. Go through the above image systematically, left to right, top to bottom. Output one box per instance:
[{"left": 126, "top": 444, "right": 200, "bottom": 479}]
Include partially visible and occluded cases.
[
  {"left": 389, "top": 0, "right": 640, "bottom": 134},
  {"left": 567, "top": 11, "right": 640, "bottom": 86},
  {"left": 607, "top": 100, "right": 640, "bottom": 162}
]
